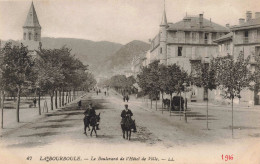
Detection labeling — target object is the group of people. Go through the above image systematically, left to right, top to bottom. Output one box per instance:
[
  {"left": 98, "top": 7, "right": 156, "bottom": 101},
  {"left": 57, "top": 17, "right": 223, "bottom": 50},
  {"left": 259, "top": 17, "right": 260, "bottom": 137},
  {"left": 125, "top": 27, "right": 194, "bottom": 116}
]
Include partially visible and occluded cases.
[
  {"left": 123, "top": 95, "right": 129, "bottom": 102},
  {"left": 81, "top": 102, "right": 137, "bottom": 136}
]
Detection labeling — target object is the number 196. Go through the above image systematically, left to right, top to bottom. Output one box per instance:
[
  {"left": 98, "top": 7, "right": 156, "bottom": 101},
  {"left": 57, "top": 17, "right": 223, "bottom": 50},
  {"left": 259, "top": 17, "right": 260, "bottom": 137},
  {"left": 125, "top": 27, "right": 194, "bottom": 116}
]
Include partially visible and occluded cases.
[{"left": 222, "top": 154, "right": 233, "bottom": 161}]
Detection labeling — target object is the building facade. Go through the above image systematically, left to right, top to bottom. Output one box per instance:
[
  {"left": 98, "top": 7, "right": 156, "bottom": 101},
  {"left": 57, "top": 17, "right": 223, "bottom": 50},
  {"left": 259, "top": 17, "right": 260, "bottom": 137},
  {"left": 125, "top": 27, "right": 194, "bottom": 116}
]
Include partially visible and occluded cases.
[
  {"left": 149, "top": 4, "right": 230, "bottom": 102},
  {"left": 214, "top": 11, "right": 260, "bottom": 106}
]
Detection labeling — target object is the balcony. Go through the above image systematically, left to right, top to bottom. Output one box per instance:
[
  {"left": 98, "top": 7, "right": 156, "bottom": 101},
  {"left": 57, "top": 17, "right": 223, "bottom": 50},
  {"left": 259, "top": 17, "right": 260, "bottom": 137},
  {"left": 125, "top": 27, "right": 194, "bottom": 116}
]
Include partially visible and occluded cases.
[
  {"left": 167, "top": 37, "right": 212, "bottom": 45},
  {"left": 234, "top": 37, "right": 260, "bottom": 45}
]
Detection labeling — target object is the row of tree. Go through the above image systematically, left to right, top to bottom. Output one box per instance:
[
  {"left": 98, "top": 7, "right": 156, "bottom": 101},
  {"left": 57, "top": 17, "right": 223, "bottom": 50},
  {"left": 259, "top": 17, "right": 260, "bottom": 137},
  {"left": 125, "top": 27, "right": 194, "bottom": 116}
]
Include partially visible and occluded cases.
[
  {"left": 0, "top": 42, "right": 96, "bottom": 126},
  {"left": 137, "top": 53, "right": 259, "bottom": 137},
  {"left": 100, "top": 75, "right": 136, "bottom": 95}
]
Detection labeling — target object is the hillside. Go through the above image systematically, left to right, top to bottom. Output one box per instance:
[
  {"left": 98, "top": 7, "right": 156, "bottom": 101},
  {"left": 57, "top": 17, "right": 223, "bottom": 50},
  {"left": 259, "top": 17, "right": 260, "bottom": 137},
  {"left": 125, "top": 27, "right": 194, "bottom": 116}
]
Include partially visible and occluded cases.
[
  {"left": 40, "top": 37, "right": 122, "bottom": 75},
  {"left": 107, "top": 40, "right": 150, "bottom": 70}
]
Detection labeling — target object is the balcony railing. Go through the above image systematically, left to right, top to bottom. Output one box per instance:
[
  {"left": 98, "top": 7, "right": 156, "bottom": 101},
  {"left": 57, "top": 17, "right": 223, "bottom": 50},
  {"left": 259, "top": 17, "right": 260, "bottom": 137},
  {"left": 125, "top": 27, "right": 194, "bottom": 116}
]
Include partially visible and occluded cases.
[
  {"left": 168, "top": 37, "right": 212, "bottom": 44},
  {"left": 235, "top": 37, "right": 260, "bottom": 44}
]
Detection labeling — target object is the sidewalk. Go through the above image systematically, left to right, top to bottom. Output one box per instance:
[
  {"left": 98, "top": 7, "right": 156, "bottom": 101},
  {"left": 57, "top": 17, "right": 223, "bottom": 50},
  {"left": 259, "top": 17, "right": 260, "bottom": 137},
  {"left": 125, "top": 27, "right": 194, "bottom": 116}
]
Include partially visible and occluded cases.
[{"left": 0, "top": 92, "right": 86, "bottom": 137}]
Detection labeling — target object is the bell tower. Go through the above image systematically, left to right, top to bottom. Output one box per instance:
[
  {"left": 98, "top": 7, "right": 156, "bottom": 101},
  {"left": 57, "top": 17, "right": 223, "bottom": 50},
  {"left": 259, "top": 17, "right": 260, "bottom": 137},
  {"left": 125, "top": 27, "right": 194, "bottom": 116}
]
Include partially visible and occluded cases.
[
  {"left": 159, "top": 0, "right": 168, "bottom": 65},
  {"left": 23, "top": 2, "right": 41, "bottom": 42}
]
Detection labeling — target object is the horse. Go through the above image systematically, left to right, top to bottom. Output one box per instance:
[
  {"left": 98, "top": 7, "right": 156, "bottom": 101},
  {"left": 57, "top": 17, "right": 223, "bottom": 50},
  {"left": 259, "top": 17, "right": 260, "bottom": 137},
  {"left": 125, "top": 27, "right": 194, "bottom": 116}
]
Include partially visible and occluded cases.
[
  {"left": 163, "top": 98, "right": 170, "bottom": 109},
  {"left": 83, "top": 113, "right": 100, "bottom": 137},
  {"left": 89, "top": 113, "right": 100, "bottom": 137},
  {"left": 121, "top": 115, "right": 136, "bottom": 140}
]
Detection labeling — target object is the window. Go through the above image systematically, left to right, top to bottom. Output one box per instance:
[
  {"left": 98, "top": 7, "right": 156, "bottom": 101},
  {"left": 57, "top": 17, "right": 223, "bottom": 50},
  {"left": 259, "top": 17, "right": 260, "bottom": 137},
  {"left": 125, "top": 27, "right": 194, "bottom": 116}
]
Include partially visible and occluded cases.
[
  {"left": 244, "top": 31, "right": 249, "bottom": 43},
  {"left": 244, "top": 31, "right": 249, "bottom": 37},
  {"left": 29, "top": 32, "right": 31, "bottom": 40},
  {"left": 23, "top": 33, "right": 26, "bottom": 40},
  {"left": 35, "top": 33, "right": 38, "bottom": 41},
  {"left": 192, "top": 33, "right": 196, "bottom": 42},
  {"left": 204, "top": 33, "right": 209, "bottom": 44},
  {"left": 212, "top": 33, "right": 217, "bottom": 41},
  {"left": 225, "top": 42, "right": 230, "bottom": 50},
  {"left": 160, "top": 47, "right": 162, "bottom": 54},
  {"left": 178, "top": 47, "right": 182, "bottom": 56}
]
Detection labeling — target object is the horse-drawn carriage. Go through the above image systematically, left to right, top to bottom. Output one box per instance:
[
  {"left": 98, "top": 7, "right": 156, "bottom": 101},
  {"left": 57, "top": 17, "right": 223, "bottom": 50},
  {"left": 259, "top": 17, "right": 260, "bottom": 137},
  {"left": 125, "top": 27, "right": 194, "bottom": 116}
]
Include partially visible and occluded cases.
[{"left": 163, "top": 96, "right": 185, "bottom": 111}]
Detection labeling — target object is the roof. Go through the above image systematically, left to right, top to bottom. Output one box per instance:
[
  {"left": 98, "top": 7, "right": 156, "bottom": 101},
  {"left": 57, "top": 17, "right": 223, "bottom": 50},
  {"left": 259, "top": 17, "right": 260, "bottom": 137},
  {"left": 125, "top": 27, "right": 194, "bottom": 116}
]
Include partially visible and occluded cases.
[
  {"left": 23, "top": 2, "right": 41, "bottom": 28},
  {"left": 160, "top": 3, "right": 167, "bottom": 26},
  {"left": 167, "top": 16, "right": 229, "bottom": 32},
  {"left": 231, "top": 17, "right": 260, "bottom": 31},
  {"left": 213, "top": 32, "right": 233, "bottom": 43}
]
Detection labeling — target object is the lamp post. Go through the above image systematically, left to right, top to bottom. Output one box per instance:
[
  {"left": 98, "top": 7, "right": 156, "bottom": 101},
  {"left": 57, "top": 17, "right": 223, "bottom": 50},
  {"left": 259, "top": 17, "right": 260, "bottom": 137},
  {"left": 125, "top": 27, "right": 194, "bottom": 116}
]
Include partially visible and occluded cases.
[{"left": 183, "top": 82, "right": 187, "bottom": 123}]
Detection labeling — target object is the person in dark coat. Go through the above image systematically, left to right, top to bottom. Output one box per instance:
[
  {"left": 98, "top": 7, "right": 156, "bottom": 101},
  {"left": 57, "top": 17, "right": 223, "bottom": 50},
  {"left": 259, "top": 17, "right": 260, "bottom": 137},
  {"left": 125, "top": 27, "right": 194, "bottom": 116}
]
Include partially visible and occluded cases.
[
  {"left": 126, "top": 95, "right": 129, "bottom": 102},
  {"left": 123, "top": 96, "right": 126, "bottom": 102},
  {"left": 33, "top": 98, "right": 37, "bottom": 107},
  {"left": 78, "top": 100, "right": 82, "bottom": 109},
  {"left": 87, "top": 103, "right": 100, "bottom": 130},
  {"left": 120, "top": 104, "right": 136, "bottom": 132},
  {"left": 83, "top": 105, "right": 90, "bottom": 133}
]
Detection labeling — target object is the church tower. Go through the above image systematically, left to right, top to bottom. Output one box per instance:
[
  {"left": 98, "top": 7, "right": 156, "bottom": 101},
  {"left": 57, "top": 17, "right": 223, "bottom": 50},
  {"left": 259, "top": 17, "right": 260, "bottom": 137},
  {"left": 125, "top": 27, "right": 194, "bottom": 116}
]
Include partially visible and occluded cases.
[
  {"left": 159, "top": 0, "right": 168, "bottom": 65},
  {"left": 23, "top": 2, "right": 41, "bottom": 42}
]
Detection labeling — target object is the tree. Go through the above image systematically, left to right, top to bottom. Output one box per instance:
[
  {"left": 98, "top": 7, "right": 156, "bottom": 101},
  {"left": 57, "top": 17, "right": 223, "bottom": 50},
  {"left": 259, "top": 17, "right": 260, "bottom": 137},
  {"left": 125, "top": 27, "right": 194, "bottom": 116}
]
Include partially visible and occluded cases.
[
  {"left": 1, "top": 43, "right": 34, "bottom": 122},
  {"left": 214, "top": 54, "right": 252, "bottom": 138},
  {"left": 191, "top": 59, "right": 217, "bottom": 129},
  {"left": 137, "top": 61, "right": 160, "bottom": 110},
  {"left": 158, "top": 64, "right": 168, "bottom": 112},
  {"left": 164, "top": 64, "right": 187, "bottom": 111}
]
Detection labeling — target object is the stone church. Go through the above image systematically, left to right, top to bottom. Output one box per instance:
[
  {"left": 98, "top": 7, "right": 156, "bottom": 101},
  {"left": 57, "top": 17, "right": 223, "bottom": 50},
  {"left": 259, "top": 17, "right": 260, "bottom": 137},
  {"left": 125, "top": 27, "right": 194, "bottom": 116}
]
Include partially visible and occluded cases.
[{"left": 22, "top": 2, "right": 42, "bottom": 52}]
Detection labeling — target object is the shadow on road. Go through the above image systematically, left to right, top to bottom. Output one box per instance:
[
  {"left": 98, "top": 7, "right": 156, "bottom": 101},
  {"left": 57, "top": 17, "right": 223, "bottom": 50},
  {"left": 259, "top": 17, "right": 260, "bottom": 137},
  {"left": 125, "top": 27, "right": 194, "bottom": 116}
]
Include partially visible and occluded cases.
[{"left": 19, "top": 132, "right": 59, "bottom": 137}]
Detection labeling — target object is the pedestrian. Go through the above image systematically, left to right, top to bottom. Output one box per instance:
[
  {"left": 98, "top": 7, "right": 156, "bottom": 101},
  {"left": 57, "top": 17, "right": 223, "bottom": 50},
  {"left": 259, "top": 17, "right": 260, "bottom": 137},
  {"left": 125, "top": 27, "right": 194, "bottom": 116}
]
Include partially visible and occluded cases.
[
  {"left": 96, "top": 90, "right": 98, "bottom": 95},
  {"left": 104, "top": 91, "right": 106, "bottom": 96},
  {"left": 126, "top": 95, "right": 129, "bottom": 102},
  {"left": 123, "top": 96, "right": 126, "bottom": 102},
  {"left": 33, "top": 98, "right": 37, "bottom": 107},
  {"left": 78, "top": 100, "right": 82, "bottom": 110}
]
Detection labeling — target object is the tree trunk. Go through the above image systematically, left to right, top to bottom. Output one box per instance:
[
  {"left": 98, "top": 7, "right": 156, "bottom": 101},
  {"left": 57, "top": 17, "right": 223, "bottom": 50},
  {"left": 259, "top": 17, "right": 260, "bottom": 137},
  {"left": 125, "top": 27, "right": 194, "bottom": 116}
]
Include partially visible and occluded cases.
[
  {"left": 16, "top": 87, "right": 21, "bottom": 122},
  {"left": 62, "top": 89, "right": 64, "bottom": 106},
  {"left": 73, "top": 89, "right": 75, "bottom": 101},
  {"left": 206, "top": 89, "right": 209, "bottom": 130},
  {"left": 55, "top": 90, "right": 58, "bottom": 109},
  {"left": 59, "top": 90, "right": 61, "bottom": 107},
  {"left": 1, "top": 91, "right": 5, "bottom": 129},
  {"left": 38, "top": 91, "right": 41, "bottom": 115},
  {"left": 50, "top": 92, "right": 54, "bottom": 111},
  {"left": 66, "top": 92, "right": 68, "bottom": 104},
  {"left": 161, "top": 92, "right": 164, "bottom": 110},
  {"left": 179, "top": 92, "right": 182, "bottom": 120},
  {"left": 170, "top": 93, "right": 173, "bottom": 112},
  {"left": 150, "top": 95, "right": 152, "bottom": 109},
  {"left": 156, "top": 96, "right": 157, "bottom": 111},
  {"left": 232, "top": 97, "right": 234, "bottom": 138}
]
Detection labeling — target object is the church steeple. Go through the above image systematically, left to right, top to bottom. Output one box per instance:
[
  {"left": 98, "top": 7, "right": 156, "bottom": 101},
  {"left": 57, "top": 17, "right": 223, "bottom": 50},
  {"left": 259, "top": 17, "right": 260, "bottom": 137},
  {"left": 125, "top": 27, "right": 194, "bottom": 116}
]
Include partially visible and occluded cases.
[
  {"left": 160, "top": 0, "right": 167, "bottom": 26},
  {"left": 23, "top": 2, "right": 41, "bottom": 42}
]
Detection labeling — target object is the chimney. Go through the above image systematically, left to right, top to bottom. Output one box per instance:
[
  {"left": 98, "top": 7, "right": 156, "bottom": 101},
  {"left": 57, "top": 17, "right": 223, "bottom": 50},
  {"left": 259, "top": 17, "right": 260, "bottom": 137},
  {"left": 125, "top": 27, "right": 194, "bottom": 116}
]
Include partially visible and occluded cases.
[
  {"left": 246, "top": 11, "right": 252, "bottom": 22},
  {"left": 255, "top": 12, "right": 260, "bottom": 18},
  {"left": 199, "top": 14, "right": 203, "bottom": 28},
  {"left": 239, "top": 18, "right": 245, "bottom": 25},
  {"left": 226, "top": 24, "right": 230, "bottom": 28}
]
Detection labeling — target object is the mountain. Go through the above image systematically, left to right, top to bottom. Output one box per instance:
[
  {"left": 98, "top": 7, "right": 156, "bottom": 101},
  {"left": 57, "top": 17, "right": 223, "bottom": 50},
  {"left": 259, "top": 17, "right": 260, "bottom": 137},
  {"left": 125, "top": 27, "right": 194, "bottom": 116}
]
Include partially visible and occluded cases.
[
  {"left": 40, "top": 37, "right": 122, "bottom": 75},
  {"left": 107, "top": 40, "right": 150, "bottom": 70}
]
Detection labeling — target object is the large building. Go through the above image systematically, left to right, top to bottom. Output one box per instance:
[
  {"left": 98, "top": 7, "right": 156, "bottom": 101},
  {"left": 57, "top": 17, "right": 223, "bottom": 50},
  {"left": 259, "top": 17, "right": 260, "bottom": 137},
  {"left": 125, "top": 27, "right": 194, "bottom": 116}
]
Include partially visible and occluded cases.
[
  {"left": 149, "top": 3, "right": 230, "bottom": 102},
  {"left": 214, "top": 11, "right": 260, "bottom": 105}
]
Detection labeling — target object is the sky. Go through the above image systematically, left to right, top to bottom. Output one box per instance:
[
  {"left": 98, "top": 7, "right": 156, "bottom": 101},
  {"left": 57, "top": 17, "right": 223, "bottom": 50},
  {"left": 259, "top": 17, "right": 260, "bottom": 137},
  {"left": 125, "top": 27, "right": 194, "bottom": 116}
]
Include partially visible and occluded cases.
[{"left": 0, "top": 0, "right": 259, "bottom": 44}]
